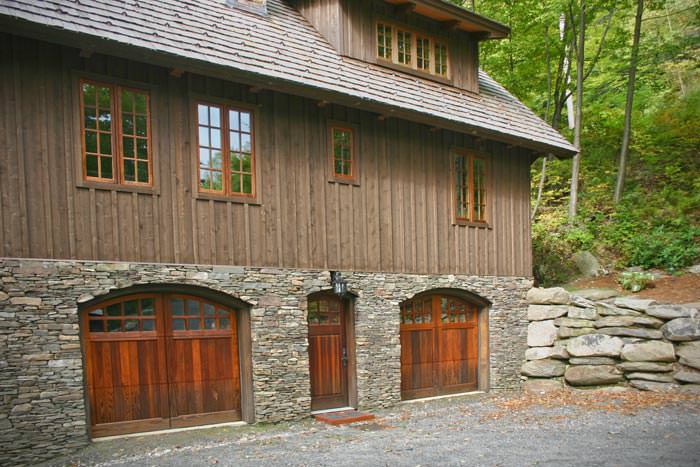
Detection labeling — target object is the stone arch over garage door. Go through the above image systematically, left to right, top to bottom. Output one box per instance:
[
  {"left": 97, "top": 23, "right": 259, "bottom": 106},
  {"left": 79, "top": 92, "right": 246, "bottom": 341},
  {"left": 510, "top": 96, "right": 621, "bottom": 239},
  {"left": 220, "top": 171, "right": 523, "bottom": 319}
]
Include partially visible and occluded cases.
[
  {"left": 79, "top": 284, "right": 254, "bottom": 437},
  {"left": 399, "top": 288, "right": 491, "bottom": 400}
]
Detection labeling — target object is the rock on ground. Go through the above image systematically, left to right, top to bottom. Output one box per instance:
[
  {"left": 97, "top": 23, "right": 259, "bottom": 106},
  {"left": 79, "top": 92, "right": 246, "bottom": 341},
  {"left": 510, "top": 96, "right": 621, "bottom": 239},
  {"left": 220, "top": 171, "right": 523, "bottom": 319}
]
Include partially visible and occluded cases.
[
  {"left": 575, "top": 251, "right": 605, "bottom": 277},
  {"left": 527, "top": 287, "right": 571, "bottom": 305},
  {"left": 614, "top": 298, "right": 657, "bottom": 312},
  {"left": 528, "top": 305, "right": 569, "bottom": 321},
  {"left": 646, "top": 305, "right": 696, "bottom": 320},
  {"left": 594, "top": 315, "right": 664, "bottom": 329},
  {"left": 662, "top": 317, "right": 700, "bottom": 342},
  {"left": 528, "top": 320, "right": 557, "bottom": 347},
  {"left": 597, "top": 327, "right": 663, "bottom": 339},
  {"left": 567, "top": 334, "right": 624, "bottom": 358},
  {"left": 621, "top": 341, "right": 676, "bottom": 362},
  {"left": 676, "top": 341, "right": 700, "bottom": 370},
  {"left": 525, "top": 346, "right": 569, "bottom": 361},
  {"left": 569, "top": 357, "right": 617, "bottom": 365},
  {"left": 521, "top": 359, "right": 566, "bottom": 377},
  {"left": 617, "top": 362, "right": 673, "bottom": 373},
  {"left": 565, "top": 365, "right": 624, "bottom": 386},
  {"left": 673, "top": 365, "right": 700, "bottom": 384},
  {"left": 625, "top": 372, "right": 675, "bottom": 383},
  {"left": 523, "top": 379, "right": 563, "bottom": 393},
  {"left": 629, "top": 380, "right": 679, "bottom": 392}
]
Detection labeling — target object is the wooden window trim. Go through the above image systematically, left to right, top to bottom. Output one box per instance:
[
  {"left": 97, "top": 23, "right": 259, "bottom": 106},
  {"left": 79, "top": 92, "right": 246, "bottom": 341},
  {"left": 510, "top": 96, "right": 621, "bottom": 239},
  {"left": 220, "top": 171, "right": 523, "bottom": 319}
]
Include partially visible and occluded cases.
[
  {"left": 375, "top": 21, "right": 451, "bottom": 81},
  {"left": 77, "top": 77, "right": 155, "bottom": 191},
  {"left": 191, "top": 97, "right": 261, "bottom": 204},
  {"left": 327, "top": 120, "right": 360, "bottom": 186},
  {"left": 452, "top": 149, "right": 491, "bottom": 228}
]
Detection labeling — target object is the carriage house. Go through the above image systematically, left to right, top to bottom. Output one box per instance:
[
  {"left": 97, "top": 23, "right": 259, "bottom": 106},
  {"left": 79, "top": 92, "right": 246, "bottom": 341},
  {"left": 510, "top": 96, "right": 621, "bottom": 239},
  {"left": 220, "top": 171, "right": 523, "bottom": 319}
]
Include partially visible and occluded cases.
[{"left": 0, "top": 0, "right": 575, "bottom": 463}]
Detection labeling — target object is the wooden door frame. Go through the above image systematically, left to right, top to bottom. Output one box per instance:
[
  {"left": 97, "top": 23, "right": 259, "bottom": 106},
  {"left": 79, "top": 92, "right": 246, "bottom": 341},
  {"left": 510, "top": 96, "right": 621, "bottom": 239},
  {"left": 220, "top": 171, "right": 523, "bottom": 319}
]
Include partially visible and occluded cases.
[
  {"left": 78, "top": 284, "right": 256, "bottom": 439},
  {"left": 399, "top": 288, "right": 491, "bottom": 400},
  {"left": 307, "top": 291, "right": 358, "bottom": 411}
]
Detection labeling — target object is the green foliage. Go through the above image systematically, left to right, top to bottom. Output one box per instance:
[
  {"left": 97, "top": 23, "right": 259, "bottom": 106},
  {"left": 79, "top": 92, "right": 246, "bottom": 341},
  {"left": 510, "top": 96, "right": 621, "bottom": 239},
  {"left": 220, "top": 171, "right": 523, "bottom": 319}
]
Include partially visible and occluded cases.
[
  {"left": 459, "top": 0, "right": 700, "bottom": 284},
  {"left": 617, "top": 271, "right": 655, "bottom": 292}
]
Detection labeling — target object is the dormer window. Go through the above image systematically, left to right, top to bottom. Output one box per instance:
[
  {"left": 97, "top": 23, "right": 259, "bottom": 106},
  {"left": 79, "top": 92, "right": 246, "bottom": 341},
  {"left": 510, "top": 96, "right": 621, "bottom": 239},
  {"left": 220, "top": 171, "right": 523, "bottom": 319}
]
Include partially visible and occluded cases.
[{"left": 376, "top": 22, "right": 449, "bottom": 79}]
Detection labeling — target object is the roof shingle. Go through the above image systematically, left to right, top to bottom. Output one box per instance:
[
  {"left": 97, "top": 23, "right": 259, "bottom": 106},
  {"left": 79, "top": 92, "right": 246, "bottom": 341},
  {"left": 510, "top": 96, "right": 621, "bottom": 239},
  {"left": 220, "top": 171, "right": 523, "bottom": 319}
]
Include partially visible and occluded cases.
[{"left": 0, "top": 0, "right": 576, "bottom": 156}]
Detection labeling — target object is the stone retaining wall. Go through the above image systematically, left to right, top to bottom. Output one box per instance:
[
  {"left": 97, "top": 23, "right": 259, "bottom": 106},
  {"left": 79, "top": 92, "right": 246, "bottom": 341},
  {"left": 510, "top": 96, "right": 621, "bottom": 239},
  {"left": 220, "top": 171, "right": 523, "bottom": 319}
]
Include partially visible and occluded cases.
[
  {"left": 0, "top": 258, "right": 531, "bottom": 465},
  {"left": 522, "top": 287, "right": 700, "bottom": 393}
]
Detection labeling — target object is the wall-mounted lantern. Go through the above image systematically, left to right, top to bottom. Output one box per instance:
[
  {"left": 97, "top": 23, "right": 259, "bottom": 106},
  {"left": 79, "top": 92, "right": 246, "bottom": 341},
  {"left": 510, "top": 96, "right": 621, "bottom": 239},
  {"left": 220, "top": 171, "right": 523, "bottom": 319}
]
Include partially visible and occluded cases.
[{"left": 330, "top": 271, "right": 348, "bottom": 297}]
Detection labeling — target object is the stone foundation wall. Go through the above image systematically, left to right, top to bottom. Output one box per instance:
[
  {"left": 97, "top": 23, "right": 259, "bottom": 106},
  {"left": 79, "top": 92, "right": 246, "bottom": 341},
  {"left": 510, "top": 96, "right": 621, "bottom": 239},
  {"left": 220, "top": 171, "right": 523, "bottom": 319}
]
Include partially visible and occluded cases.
[
  {"left": 0, "top": 257, "right": 531, "bottom": 465},
  {"left": 522, "top": 287, "right": 700, "bottom": 393}
]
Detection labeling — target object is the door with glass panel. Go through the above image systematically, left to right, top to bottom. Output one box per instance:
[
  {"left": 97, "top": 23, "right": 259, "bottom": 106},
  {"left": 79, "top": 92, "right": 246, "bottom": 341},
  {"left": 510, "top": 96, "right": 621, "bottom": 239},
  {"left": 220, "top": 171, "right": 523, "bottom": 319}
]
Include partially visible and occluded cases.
[
  {"left": 83, "top": 293, "right": 240, "bottom": 437},
  {"left": 400, "top": 293, "right": 479, "bottom": 400}
]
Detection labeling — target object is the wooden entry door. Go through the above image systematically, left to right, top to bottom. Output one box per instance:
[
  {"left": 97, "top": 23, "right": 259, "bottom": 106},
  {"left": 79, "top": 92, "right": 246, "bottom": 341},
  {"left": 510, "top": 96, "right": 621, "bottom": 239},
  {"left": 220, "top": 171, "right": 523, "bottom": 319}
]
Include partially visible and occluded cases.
[
  {"left": 83, "top": 293, "right": 241, "bottom": 437},
  {"left": 400, "top": 294, "right": 479, "bottom": 400},
  {"left": 307, "top": 295, "right": 349, "bottom": 411}
]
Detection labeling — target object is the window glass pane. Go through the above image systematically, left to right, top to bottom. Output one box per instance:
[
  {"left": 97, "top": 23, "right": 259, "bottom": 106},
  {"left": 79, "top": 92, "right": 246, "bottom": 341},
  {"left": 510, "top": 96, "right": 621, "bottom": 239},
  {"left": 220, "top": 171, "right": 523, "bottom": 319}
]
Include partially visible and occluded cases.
[
  {"left": 82, "top": 83, "right": 96, "bottom": 104},
  {"left": 98, "top": 86, "right": 111, "bottom": 109},
  {"left": 122, "top": 90, "right": 134, "bottom": 113},
  {"left": 134, "top": 93, "right": 147, "bottom": 114},
  {"left": 198, "top": 104, "right": 209, "bottom": 125},
  {"left": 210, "top": 106, "right": 221, "bottom": 127},
  {"left": 84, "top": 107, "right": 97, "bottom": 130},
  {"left": 98, "top": 110, "right": 111, "bottom": 131},
  {"left": 230, "top": 110, "right": 240, "bottom": 131},
  {"left": 240, "top": 112, "right": 250, "bottom": 132},
  {"left": 122, "top": 115, "right": 133, "bottom": 135},
  {"left": 135, "top": 115, "right": 147, "bottom": 137},
  {"left": 199, "top": 127, "right": 210, "bottom": 147},
  {"left": 211, "top": 129, "right": 221, "bottom": 149},
  {"left": 85, "top": 131, "right": 97, "bottom": 153},
  {"left": 99, "top": 133, "right": 112, "bottom": 155},
  {"left": 231, "top": 133, "right": 241, "bottom": 153},
  {"left": 241, "top": 133, "right": 251, "bottom": 153},
  {"left": 123, "top": 137, "right": 134, "bottom": 157},
  {"left": 137, "top": 139, "right": 148, "bottom": 159},
  {"left": 200, "top": 148, "right": 211, "bottom": 169},
  {"left": 241, "top": 152, "right": 251, "bottom": 172},
  {"left": 86, "top": 155, "right": 99, "bottom": 177},
  {"left": 101, "top": 156, "right": 113, "bottom": 179},
  {"left": 124, "top": 159, "right": 135, "bottom": 181},
  {"left": 137, "top": 161, "right": 149, "bottom": 183},
  {"left": 200, "top": 171, "right": 212, "bottom": 190},
  {"left": 212, "top": 171, "right": 223, "bottom": 191},
  {"left": 231, "top": 173, "right": 241, "bottom": 193},
  {"left": 242, "top": 174, "right": 252, "bottom": 194},
  {"left": 141, "top": 298, "right": 154, "bottom": 315},
  {"left": 171, "top": 299, "right": 184, "bottom": 315},
  {"left": 124, "top": 300, "right": 139, "bottom": 316},
  {"left": 187, "top": 300, "right": 200, "bottom": 316},
  {"left": 106, "top": 303, "right": 121, "bottom": 316},
  {"left": 204, "top": 303, "right": 216, "bottom": 316},
  {"left": 89, "top": 308, "right": 104, "bottom": 317},
  {"left": 172, "top": 318, "right": 185, "bottom": 331},
  {"left": 188, "top": 318, "right": 200, "bottom": 330},
  {"left": 219, "top": 318, "right": 230, "bottom": 329},
  {"left": 107, "top": 319, "right": 122, "bottom": 332},
  {"left": 124, "top": 319, "right": 139, "bottom": 331},
  {"left": 142, "top": 319, "right": 155, "bottom": 331},
  {"left": 205, "top": 319, "right": 217, "bottom": 330},
  {"left": 89, "top": 320, "right": 104, "bottom": 332}
]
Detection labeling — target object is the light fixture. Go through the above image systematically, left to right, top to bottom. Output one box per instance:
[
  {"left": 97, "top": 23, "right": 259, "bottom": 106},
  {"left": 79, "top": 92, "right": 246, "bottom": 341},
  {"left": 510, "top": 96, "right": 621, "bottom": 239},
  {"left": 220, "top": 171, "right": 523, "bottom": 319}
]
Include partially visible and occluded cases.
[{"left": 330, "top": 271, "right": 348, "bottom": 297}]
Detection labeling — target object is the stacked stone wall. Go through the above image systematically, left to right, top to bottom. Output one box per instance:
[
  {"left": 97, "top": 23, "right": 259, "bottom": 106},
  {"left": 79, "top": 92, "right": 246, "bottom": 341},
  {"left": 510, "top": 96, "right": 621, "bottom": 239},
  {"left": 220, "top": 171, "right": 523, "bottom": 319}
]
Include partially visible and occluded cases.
[
  {"left": 0, "top": 258, "right": 531, "bottom": 465},
  {"left": 522, "top": 287, "right": 700, "bottom": 392}
]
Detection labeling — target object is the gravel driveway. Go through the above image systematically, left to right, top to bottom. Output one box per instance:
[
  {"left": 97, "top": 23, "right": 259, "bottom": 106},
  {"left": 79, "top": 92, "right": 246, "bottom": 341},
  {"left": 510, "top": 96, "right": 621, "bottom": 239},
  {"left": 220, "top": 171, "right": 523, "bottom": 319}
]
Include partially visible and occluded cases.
[{"left": 43, "top": 391, "right": 700, "bottom": 467}]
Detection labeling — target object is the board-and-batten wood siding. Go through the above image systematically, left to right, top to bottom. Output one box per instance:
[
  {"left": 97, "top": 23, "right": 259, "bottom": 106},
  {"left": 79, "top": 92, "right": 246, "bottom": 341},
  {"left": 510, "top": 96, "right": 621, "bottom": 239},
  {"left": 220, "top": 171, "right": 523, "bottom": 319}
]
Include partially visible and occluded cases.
[
  {"left": 293, "top": 0, "right": 479, "bottom": 92},
  {"left": 0, "top": 34, "right": 532, "bottom": 277}
]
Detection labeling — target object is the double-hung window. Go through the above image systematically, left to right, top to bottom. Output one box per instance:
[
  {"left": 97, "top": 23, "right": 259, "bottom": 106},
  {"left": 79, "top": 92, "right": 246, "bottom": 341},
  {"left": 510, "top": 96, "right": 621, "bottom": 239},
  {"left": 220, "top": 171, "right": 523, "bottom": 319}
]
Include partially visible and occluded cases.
[
  {"left": 80, "top": 80, "right": 152, "bottom": 185},
  {"left": 197, "top": 103, "right": 255, "bottom": 198},
  {"left": 454, "top": 151, "right": 488, "bottom": 224}
]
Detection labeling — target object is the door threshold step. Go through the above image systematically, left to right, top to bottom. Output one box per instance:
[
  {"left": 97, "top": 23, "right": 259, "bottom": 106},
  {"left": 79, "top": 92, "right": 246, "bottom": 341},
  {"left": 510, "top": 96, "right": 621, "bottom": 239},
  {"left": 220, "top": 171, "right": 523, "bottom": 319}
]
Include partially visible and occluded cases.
[
  {"left": 313, "top": 409, "right": 375, "bottom": 426},
  {"left": 93, "top": 420, "right": 247, "bottom": 441}
]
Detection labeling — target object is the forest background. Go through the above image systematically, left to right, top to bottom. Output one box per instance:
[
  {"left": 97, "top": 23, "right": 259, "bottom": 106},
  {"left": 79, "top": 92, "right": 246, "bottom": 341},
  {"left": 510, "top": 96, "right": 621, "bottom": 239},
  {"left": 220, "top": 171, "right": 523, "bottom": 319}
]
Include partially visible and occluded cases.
[{"left": 452, "top": 0, "right": 700, "bottom": 285}]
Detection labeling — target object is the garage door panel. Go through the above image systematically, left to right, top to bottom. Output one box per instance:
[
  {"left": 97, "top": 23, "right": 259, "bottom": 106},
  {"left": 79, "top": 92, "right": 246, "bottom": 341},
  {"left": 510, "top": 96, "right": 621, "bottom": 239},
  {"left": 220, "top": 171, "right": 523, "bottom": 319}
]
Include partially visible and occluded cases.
[
  {"left": 84, "top": 293, "right": 242, "bottom": 437},
  {"left": 400, "top": 294, "right": 481, "bottom": 400},
  {"left": 400, "top": 329, "right": 434, "bottom": 391}
]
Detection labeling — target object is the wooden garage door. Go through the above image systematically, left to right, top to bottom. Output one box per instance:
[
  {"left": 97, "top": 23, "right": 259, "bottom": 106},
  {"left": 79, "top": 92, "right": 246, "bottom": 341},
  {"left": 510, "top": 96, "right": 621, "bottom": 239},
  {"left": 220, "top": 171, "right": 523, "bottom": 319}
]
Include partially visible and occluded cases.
[
  {"left": 83, "top": 293, "right": 241, "bottom": 437},
  {"left": 400, "top": 294, "right": 479, "bottom": 400}
]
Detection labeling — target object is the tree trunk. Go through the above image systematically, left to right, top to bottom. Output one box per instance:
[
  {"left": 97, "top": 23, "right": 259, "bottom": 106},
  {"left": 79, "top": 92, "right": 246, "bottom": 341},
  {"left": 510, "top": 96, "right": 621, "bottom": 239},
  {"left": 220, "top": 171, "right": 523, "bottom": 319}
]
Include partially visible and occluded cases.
[
  {"left": 568, "top": 0, "right": 585, "bottom": 223},
  {"left": 613, "top": 0, "right": 644, "bottom": 204},
  {"left": 532, "top": 26, "right": 554, "bottom": 221}
]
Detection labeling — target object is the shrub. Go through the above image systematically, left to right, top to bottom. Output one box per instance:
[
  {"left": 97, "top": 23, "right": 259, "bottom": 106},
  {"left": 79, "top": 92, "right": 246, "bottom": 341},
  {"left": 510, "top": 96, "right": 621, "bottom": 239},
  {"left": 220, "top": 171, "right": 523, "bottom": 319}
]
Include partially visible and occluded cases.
[{"left": 617, "top": 271, "right": 655, "bottom": 292}]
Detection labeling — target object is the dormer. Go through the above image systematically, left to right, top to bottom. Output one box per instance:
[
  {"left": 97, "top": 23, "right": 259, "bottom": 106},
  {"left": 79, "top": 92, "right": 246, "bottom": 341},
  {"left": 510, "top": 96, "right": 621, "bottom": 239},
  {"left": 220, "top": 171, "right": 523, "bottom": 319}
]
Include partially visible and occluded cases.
[{"left": 291, "top": 0, "right": 509, "bottom": 93}]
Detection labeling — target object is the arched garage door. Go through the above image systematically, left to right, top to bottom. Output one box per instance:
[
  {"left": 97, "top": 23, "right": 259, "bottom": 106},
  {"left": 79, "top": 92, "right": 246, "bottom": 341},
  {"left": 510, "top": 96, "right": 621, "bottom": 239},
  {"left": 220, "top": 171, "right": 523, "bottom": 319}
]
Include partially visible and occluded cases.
[
  {"left": 400, "top": 292, "right": 482, "bottom": 400},
  {"left": 82, "top": 293, "right": 241, "bottom": 437}
]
